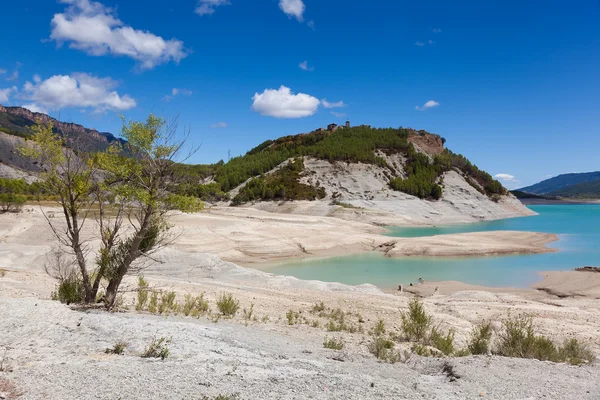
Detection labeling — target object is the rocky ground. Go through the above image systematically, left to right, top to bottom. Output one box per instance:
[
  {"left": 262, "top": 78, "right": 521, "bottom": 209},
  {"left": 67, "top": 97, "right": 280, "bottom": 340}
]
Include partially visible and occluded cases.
[{"left": 1, "top": 298, "right": 599, "bottom": 400}]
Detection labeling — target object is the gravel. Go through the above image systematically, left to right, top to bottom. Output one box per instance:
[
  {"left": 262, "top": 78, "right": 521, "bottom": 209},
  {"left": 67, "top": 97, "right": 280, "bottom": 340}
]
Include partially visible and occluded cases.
[{"left": 1, "top": 298, "right": 599, "bottom": 400}]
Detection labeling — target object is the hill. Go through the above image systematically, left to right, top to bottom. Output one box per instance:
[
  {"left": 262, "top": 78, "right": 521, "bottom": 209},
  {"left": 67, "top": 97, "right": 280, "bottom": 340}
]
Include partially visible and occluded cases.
[
  {"left": 0, "top": 104, "right": 125, "bottom": 151},
  {"left": 0, "top": 112, "right": 532, "bottom": 224},
  {"left": 173, "top": 125, "right": 531, "bottom": 224},
  {"left": 518, "top": 172, "right": 600, "bottom": 197},
  {"left": 547, "top": 179, "right": 600, "bottom": 198}
]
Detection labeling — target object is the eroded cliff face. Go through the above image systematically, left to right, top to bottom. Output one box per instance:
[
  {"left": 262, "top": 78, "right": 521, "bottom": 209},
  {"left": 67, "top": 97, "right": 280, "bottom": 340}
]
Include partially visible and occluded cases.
[
  {"left": 0, "top": 105, "right": 124, "bottom": 151},
  {"left": 407, "top": 130, "right": 445, "bottom": 155}
]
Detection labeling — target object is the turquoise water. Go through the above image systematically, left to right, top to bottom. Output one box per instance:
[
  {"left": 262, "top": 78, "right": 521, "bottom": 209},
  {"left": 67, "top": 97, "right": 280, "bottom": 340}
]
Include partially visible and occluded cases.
[{"left": 266, "top": 205, "right": 600, "bottom": 288}]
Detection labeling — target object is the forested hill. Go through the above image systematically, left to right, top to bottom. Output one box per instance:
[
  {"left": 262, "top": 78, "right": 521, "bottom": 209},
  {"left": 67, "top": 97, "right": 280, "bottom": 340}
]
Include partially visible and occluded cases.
[
  {"left": 0, "top": 110, "right": 509, "bottom": 205},
  {"left": 173, "top": 125, "right": 508, "bottom": 205},
  {"left": 518, "top": 172, "right": 600, "bottom": 198}
]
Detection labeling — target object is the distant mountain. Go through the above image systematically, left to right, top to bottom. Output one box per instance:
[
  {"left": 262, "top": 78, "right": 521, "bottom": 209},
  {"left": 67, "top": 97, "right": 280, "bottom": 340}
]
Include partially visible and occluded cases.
[
  {"left": 0, "top": 104, "right": 125, "bottom": 152},
  {"left": 518, "top": 172, "right": 600, "bottom": 199},
  {"left": 547, "top": 180, "right": 600, "bottom": 198}
]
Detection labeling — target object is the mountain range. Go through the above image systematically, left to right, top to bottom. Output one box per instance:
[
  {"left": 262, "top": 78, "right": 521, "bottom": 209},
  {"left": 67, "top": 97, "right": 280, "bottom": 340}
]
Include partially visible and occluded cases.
[{"left": 517, "top": 172, "right": 600, "bottom": 199}]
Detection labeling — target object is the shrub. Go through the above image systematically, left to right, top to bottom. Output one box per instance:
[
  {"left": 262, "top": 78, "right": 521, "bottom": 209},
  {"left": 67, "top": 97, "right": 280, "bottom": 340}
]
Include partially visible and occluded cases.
[
  {"left": 0, "top": 193, "right": 26, "bottom": 213},
  {"left": 0, "top": 268, "right": 6, "bottom": 278},
  {"left": 51, "top": 272, "right": 85, "bottom": 305},
  {"left": 136, "top": 275, "right": 149, "bottom": 311},
  {"left": 158, "top": 291, "right": 178, "bottom": 315},
  {"left": 148, "top": 292, "right": 159, "bottom": 314},
  {"left": 182, "top": 293, "right": 209, "bottom": 317},
  {"left": 216, "top": 293, "right": 239, "bottom": 317},
  {"left": 401, "top": 298, "right": 432, "bottom": 342},
  {"left": 311, "top": 301, "right": 326, "bottom": 313},
  {"left": 243, "top": 303, "right": 255, "bottom": 322},
  {"left": 286, "top": 310, "right": 300, "bottom": 325},
  {"left": 494, "top": 313, "right": 538, "bottom": 359},
  {"left": 494, "top": 313, "right": 596, "bottom": 365},
  {"left": 373, "top": 319, "right": 386, "bottom": 336},
  {"left": 467, "top": 321, "right": 492, "bottom": 355},
  {"left": 430, "top": 327, "right": 455, "bottom": 356},
  {"left": 142, "top": 336, "right": 171, "bottom": 360},
  {"left": 323, "top": 336, "right": 344, "bottom": 350},
  {"left": 368, "top": 336, "right": 396, "bottom": 361},
  {"left": 558, "top": 338, "right": 595, "bottom": 366},
  {"left": 105, "top": 341, "right": 127, "bottom": 355}
]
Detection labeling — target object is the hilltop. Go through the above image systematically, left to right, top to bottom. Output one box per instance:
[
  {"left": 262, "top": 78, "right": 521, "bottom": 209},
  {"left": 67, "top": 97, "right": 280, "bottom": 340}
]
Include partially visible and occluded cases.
[
  {"left": 174, "top": 124, "right": 532, "bottom": 225},
  {"left": 518, "top": 172, "right": 600, "bottom": 199}
]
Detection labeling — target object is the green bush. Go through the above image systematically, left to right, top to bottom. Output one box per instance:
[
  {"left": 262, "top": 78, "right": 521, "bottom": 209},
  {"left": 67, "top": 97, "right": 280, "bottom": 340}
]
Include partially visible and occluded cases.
[
  {"left": 232, "top": 158, "right": 326, "bottom": 205},
  {"left": 0, "top": 193, "right": 26, "bottom": 213},
  {"left": 51, "top": 271, "right": 85, "bottom": 305},
  {"left": 135, "top": 275, "right": 149, "bottom": 311},
  {"left": 158, "top": 291, "right": 178, "bottom": 314},
  {"left": 148, "top": 292, "right": 159, "bottom": 314},
  {"left": 182, "top": 293, "right": 209, "bottom": 317},
  {"left": 216, "top": 293, "right": 239, "bottom": 317},
  {"left": 401, "top": 298, "right": 432, "bottom": 342},
  {"left": 311, "top": 301, "right": 326, "bottom": 313},
  {"left": 286, "top": 310, "right": 300, "bottom": 325},
  {"left": 373, "top": 319, "right": 386, "bottom": 336},
  {"left": 467, "top": 321, "right": 492, "bottom": 355},
  {"left": 430, "top": 327, "right": 455, "bottom": 356},
  {"left": 142, "top": 336, "right": 171, "bottom": 360},
  {"left": 323, "top": 336, "right": 344, "bottom": 350},
  {"left": 368, "top": 336, "right": 396, "bottom": 361},
  {"left": 558, "top": 338, "right": 595, "bottom": 365},
  {"left": 105, "top": 341, "right": 127, "bottom": 355}
]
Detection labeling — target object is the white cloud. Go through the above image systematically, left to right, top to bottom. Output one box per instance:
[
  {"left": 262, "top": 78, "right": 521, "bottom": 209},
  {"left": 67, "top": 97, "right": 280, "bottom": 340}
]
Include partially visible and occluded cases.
[
  {"left": 50, "top": 0, "right": 188, "bottom": 70},
  {"left": 195, "top": 0, "right": 230, "bottom": 16},
  {"left": 279, "top": 0, "right": 305, "bottom": 22},
  {"left": 307, "top": 20, "right": 315, "bottom": 30},
  {"left": 433, "top": 28, "right": 442, "bottom": 33},
  {"left": 416, "top": 40, "right": 435, "bottom": 47},
  {"left": 298, "top": 60, "right": 314, "bottom": 71},
  {"left": 0, "top": 69, "right": 6, "bottom": 75},
  {"left": 22, "top": 73, "right": 136, "bottom": 113},
  {"left": 33, "top": 74, "right": 42, "bottom": 83},
  {"left": 252, "top": 85, "right": 319, "bottom": 118},
  {"left": 0, "top": 86, "right": 17, "bottom": 103},
  {"left": 163, "top": 87, "right": 193, "bottom": 101},
  {"left": 322, "top": 99, "right": 345, "bottom": 109},
  {"left": 415, "top": 100, "right": 440, "bottom": 111},
  {"left": 22, "top": 103, "right": 49, "bottom": 114},
  {"left": 330, "top": 111, "right": 346, "bottom": 118},
  {"left": 210, "top": 122, "right": 227, "bottom": 128},
  {"left": 494, "top": 173, "right": 518, "bottom": 182}
]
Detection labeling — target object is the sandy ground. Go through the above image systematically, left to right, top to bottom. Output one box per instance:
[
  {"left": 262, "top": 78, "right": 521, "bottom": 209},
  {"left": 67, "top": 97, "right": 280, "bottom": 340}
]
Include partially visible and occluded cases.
[{"left": 1, "top": 207, "right": 599, "bottom": 399}]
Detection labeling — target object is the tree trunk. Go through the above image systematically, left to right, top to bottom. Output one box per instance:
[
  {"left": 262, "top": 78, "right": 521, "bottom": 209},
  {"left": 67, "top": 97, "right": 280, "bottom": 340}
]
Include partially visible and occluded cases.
[{"left": 104, "top": 206, "right": 153, "bottom": 308}]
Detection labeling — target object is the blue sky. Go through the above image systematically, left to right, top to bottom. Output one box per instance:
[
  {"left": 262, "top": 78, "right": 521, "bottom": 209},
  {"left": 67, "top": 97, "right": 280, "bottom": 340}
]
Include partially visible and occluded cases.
[{"left": 1, "top": 0, "right": 598, "bottom": 188}]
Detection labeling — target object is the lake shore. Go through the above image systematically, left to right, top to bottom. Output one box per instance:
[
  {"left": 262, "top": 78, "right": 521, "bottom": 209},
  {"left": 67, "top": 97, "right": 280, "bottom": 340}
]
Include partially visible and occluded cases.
[
  {"left": 2, "top": 206, "right": 599, "bottom": 399},
  {"left": 166, "top": 207, "right": 556, "bottom": 266}
]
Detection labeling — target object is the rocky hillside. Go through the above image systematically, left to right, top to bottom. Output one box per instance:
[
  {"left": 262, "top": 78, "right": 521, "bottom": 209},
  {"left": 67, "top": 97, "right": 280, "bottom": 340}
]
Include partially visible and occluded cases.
[
  {"left": 0, "top": 104, "right": 125, "bottom": 151},
  {"left": 174, "top": 126, "right": 532, "bottom": 225}
]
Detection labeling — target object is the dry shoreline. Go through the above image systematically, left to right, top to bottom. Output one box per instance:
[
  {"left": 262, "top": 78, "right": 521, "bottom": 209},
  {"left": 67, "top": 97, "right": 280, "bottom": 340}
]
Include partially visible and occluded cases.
[
  {"left": 2, "top": 207, "right": 600, "bottom": 399},
  {"left": 167, "top": 207, "right": 557, "bottom": 266}
]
